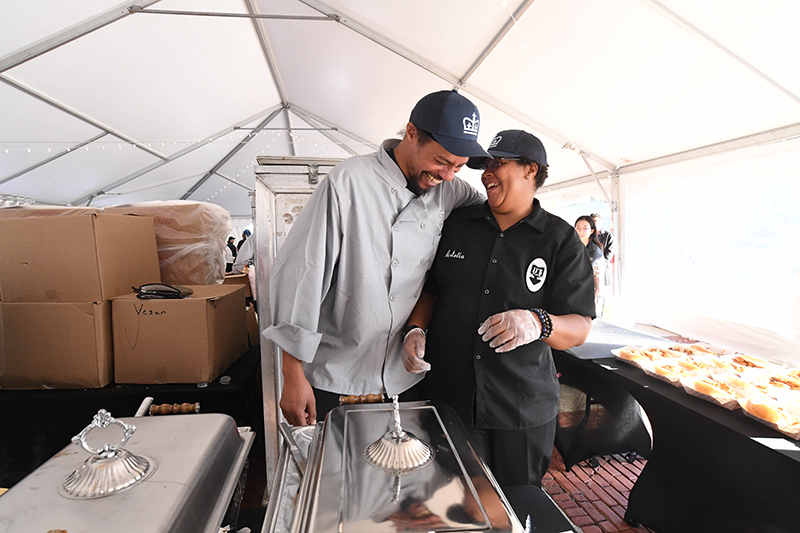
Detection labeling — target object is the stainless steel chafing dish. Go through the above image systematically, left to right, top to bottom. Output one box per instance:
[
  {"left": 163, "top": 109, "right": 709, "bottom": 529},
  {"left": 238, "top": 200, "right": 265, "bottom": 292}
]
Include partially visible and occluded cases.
[
  {"left": 264, "top": 400, "right": 523, "bottom": 533},
  {"left": 0, "top": 409, "right": 254, "bottom": 533}
]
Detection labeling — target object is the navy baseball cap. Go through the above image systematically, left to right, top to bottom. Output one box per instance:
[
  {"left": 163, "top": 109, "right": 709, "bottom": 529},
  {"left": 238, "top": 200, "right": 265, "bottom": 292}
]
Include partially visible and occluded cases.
[
  {"left": 409, "top": 90, "right": 490, "bottom": 158},
  {"left": 467, "top": 129, "right": 547, "bottom": 169}
]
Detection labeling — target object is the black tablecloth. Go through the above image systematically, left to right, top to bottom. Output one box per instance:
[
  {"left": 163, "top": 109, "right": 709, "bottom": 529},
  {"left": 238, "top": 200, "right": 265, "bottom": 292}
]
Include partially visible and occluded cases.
[
  {"left": 0, "top": 346, "right": 262, "bottom": 488},
  {"left": 579, "top": 354, "right": 800, "bottom": 533}
]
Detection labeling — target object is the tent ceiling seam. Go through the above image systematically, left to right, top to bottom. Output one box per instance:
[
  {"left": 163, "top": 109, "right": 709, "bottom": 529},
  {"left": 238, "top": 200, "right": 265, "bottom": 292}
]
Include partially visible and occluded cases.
[
  {"left": 0, "top": 0, "right": 162, "bottom": 74},
  {"left": 245, "top": 0, "right": 289, "bottom": 105},
  {"left": 295, "top": 0, "right": 615, "bottom": 172},
  {"left": 460, "top": 0, "right": 537, "bottom": 84},
  {"left": 644, "top": 0, "right": 800, "bottom": 106},
  {"left": 130, "top": 7, "right": 331, "bottom": 21},
  {"left": 0, "top": 75, "right": 167, "bottom": 161},
  {"left": 289, "top": 103, "right": 378, "bottom": 151},
  {"left": 69, "top": 104, "right": 283, "bottom": 206},
  {"left": 180, "top": 106, "right": 286, "bottom": 200},
  {"left": 289, "top": 107, "right": 359, "bottom": 157},
  {"left": 285, "top": 108, "right": 297, "bottom": 157},
  {"left": 541, "top": 120, "right": 800, "bottom": 193},
  {"left": 0, "top": 132, "right": 108, "bottom": 186},
  {"left": 214, "top": 171, "right": 255, "bottom": 190}
]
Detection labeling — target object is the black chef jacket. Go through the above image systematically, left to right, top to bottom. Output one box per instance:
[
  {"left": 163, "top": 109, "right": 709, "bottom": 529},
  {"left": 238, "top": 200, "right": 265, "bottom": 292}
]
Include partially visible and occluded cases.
[{"left": 420, "top": 200, "right": 596, "bottom": 430}]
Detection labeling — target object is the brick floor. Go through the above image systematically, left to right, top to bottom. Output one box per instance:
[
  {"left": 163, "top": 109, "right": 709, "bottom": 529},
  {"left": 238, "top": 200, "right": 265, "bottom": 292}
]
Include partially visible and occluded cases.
[{"left": 544, "top": 448, "right": 658, "bottom": 533}]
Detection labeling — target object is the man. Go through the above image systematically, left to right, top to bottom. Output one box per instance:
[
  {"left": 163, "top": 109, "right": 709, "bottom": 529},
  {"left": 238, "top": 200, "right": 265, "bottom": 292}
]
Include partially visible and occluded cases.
[
  {"left": 264, "top": 90, "right": 489, "bottom": 425},
  {"left": 402, "top": 130, "right": 595, "bottom": 487},
  {"left": 237, "top": 229, "right": 251, "bottom": 251}
]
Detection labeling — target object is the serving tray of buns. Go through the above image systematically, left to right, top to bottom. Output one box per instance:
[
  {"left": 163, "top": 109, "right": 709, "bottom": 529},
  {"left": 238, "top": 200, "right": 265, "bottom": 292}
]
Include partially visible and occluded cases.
[{"left": 612, "top": 343, "right": 800, "bottom": 439}]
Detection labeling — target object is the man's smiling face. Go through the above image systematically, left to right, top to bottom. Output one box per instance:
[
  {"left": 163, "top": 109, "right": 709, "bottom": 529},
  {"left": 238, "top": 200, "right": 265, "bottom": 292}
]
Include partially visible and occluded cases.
[{"left": 404, "top": 125, "right": 468, "bottom": 196}]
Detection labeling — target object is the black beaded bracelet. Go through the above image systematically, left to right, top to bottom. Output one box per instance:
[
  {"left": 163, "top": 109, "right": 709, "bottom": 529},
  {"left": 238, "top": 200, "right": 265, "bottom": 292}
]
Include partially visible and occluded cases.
[{"left": 530, "top": 308, "right": 553, "bottom": 340}]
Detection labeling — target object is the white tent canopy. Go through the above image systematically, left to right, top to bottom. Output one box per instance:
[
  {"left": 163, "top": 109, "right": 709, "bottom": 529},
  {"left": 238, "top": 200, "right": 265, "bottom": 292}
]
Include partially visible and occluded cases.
[
  {"left": 2, "top": 0, "right": 800, "bottom": 359},
  {"left": 3, "top": 0, "right": 799, "bottom": 214}
]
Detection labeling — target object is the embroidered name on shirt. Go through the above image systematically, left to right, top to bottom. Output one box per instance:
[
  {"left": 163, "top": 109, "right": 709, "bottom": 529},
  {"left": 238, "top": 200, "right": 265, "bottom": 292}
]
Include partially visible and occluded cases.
[{"left": 445, "top": 250, "right": 465, "bottom": 259}]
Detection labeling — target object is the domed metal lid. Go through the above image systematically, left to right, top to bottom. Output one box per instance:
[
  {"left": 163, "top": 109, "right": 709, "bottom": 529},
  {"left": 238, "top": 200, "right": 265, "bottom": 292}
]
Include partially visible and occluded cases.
[
  {"left": 364, "top": 396, "right": 435, "bottom": 475},
  {"left": 61, "top": 409, "right": 155, "bottom": 499}
]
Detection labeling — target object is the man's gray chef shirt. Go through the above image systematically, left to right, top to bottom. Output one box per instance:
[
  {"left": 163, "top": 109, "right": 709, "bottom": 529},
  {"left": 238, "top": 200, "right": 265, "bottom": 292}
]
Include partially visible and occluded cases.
[{"left": 263, "top": 139, "right": 483, "bottom": 396}]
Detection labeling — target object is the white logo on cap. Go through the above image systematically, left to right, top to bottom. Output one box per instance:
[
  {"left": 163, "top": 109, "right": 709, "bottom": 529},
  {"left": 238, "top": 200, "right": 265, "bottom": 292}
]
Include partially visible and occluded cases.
[
  {"left": 463, "top": 113, "right": 479, "bottom": 136},
  {"left": 489, "top": 135, "right": 502, "bottom": 149}
]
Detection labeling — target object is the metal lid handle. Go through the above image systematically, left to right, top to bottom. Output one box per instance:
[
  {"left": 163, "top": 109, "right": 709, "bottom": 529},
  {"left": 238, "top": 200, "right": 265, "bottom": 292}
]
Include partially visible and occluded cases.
[{"left": 71, "top": 409, "right": 136, "bottom": 456}]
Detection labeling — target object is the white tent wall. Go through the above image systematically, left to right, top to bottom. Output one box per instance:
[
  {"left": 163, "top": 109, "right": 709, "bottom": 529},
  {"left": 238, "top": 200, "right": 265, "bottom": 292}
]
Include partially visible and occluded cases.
[{"left": 539, "top": 135, "right": 800, "bottom": 365}]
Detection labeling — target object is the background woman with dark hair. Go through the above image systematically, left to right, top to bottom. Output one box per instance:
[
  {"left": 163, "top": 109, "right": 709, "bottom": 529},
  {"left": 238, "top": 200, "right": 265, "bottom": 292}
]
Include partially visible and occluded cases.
[{"left": 574, "top": 215, "right": 604, "bottom": 309}]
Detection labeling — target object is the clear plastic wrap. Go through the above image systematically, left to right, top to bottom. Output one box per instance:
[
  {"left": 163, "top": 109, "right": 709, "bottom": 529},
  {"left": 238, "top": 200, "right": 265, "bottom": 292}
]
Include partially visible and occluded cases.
[{"left": 105, "top": 201, "right": 232, "bottom": 285}]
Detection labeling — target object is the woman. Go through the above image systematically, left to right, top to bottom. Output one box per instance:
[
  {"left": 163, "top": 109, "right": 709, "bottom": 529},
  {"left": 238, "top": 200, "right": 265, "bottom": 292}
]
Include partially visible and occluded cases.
[
  {"left": 401, "top": 130, "right": 596, "bottom": 487},
  {"left": 574, "top": 215, "right": 604, "bottom": 303}
]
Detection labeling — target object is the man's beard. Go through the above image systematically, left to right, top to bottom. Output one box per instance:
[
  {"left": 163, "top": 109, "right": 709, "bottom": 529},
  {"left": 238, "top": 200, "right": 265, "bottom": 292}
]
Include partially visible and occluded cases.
[{"left": 406, "top": 175, "right": 433, "bottom": 197}]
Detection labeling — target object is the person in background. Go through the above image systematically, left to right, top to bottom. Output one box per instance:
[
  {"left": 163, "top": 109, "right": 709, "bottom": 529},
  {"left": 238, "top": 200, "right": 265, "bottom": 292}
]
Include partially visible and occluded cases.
[
  {"left": 264, "top": 90, "right": 489, "bottom": 425},
  {"left": 402, "top": 129, "right": 596, "bottom": 487},
  {"left": 591, "top": 213, "right": 613, "bottom": 261},
  {"left": 575, "top": 215, "right": 604, "bottom": 313},
  {"left": 237, "top": 229, "right": 251, "bottom": 251},
  {"left": 227, "top": 236, "right": 238, "bottom": 259},
  {"left": 224, "top": 237, "right": 234, "bottom": 273}
]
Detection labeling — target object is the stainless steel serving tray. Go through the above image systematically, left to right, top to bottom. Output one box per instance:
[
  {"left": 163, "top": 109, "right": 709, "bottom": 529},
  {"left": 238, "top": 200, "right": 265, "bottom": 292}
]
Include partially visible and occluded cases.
[
  {"left": 290, "top": 401, "right": 523, "bottom": 533},
  {"left": 0, "top": 413, "right": 254, "bottom": 533}
]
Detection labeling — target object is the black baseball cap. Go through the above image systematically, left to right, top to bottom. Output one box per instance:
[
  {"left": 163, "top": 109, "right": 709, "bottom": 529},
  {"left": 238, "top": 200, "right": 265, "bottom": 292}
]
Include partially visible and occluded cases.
[
  {"left": 409, "top": 90, "right": 490, "bottom": 158},
  {"left": 466, "top": 129, "right": 547, "bottom": 169}
]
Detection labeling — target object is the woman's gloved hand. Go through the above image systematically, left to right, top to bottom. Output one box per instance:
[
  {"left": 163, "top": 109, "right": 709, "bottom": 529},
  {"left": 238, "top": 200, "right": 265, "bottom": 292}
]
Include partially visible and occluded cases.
[
  {"left": 478, "top": 309, "right": 542, "bottom": 353},
  {"left": 402, "top": 328, "right": 431, "bottom": 373}
]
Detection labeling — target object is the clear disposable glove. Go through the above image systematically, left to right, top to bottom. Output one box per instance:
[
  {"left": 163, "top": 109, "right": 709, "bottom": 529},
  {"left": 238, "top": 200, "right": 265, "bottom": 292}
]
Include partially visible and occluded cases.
[
  {"left": 478, "top": 309, "right": 542, "bottom": 353},
  {"left": 402, "top": 328, "right": 431, "bottom": 374}
]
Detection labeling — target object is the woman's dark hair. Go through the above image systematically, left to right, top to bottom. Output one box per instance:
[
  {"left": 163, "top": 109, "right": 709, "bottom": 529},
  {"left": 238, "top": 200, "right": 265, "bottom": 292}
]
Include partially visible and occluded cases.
[
  {"left": 517, "top": 156, "right": 548, "bottom": 189},
  {"left": 575, "top": 215, "right": 602, "bottom": 248}
]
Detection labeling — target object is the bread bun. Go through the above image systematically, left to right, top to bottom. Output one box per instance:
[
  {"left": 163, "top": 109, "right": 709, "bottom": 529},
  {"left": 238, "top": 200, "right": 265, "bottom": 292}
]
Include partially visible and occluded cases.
[
  {"left": 619, "top": 348, "right": 650, "bottom": 364},
  {"left": 732, "top": 354, "right": 769, "bottom": 369},
  {"left": 708, "top": 358, "right": 736, "bottom": 373},
  {"left": 676, "top": 359, "right": 702, "bottom": 373},
  {"left": 653, "top": 365, "right": 680, "bottom": 379},
  {"left": 723, "top": 375, "right": 760, "bottom": 395},
  {"left": 770, "top": 375, "right": 800, "bottom": 391},
  {"left": 692, "top": 378, "right": 734, "bottom": 399},
  {"left": 747, "top": 399, "right": 782, "bottom": 423}
]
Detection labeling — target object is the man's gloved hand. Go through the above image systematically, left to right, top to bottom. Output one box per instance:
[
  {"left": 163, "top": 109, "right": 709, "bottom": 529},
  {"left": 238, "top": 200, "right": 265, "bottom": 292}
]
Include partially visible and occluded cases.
[
  {"left": 478, "top": 309, "right": 542, "bottom": 353},
  {"left": 402, "top": 328, "right": 431, "bottom": 373}
]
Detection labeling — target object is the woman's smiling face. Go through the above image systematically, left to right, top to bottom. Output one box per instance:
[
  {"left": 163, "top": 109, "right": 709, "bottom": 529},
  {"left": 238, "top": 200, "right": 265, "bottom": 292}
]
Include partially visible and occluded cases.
[{"left": 481, "top": 158, "right": 536, "bottom": 215}]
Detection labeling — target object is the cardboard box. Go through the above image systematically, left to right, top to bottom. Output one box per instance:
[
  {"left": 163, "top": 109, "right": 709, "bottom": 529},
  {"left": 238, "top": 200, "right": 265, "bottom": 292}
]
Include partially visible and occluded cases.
[
  {"left": 0, "top": 205, "right": 104, "bottom": 218},
  {"left": 0, "top": 213, "right": 161, "bottom": 302},
  {"left": 223, "top": 272, "right": 252, "bottom": 298},
  {"left": 113, "top": 285, "right": 248, "bottom": 384},
  {"left": 0, "top": 301, "right": 112, "bottom": 389}
]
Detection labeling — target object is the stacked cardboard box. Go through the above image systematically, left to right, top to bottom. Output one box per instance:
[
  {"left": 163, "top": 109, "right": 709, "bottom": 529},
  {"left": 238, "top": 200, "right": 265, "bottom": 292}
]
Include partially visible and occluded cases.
[
  {"left": 0, "top": 212, "right": 161, "bottom": 389},
  {"left": 112, "top": 285, "right": 248, "bottom": 384}
]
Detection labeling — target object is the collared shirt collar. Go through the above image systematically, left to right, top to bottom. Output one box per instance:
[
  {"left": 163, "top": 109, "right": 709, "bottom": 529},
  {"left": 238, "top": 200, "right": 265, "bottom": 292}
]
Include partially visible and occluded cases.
[
  {"left": 379, "top": 139, "right": 407, "bottom": 188},
  {"left": 464, "top": 198, "right": 547, "bottom": 232}
]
